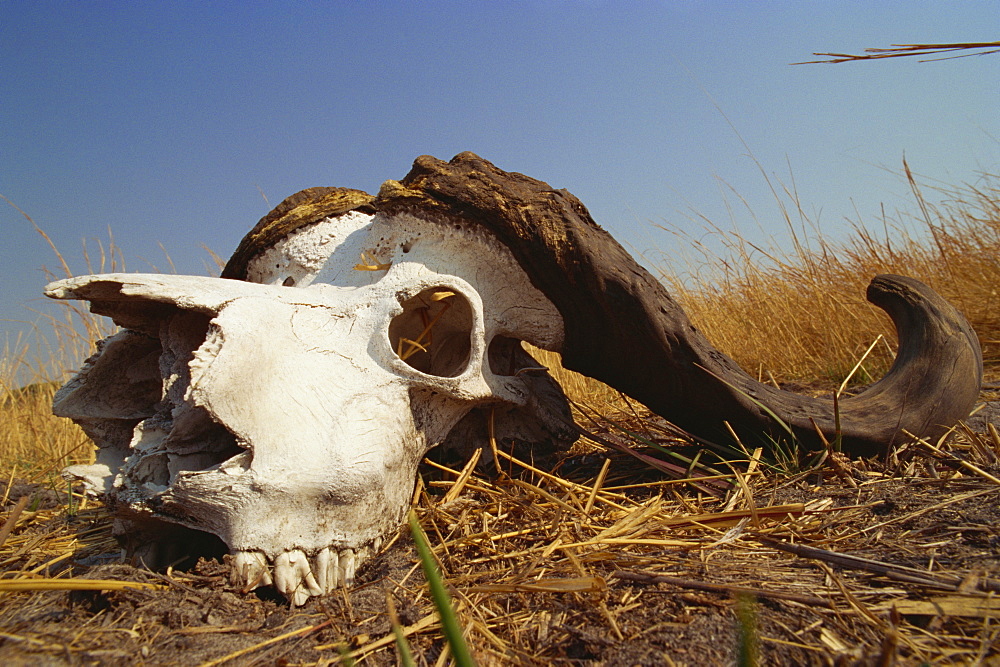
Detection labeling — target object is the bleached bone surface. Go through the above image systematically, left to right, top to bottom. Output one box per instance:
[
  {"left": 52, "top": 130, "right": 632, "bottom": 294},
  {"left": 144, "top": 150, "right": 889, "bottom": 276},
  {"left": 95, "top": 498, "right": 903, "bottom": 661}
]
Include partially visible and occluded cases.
[{"left": 48, "top": 209, "right": 569, "bottom": 604}]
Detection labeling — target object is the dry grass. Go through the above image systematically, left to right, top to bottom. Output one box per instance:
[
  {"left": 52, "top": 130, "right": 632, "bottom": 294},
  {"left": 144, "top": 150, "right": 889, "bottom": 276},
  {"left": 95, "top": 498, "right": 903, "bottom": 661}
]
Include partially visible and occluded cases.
[
  {"left": 797, "top": 41, "right": 1000, "bottom": 65},
  {"left": 655, "top": 162, "right": 1000, "bottom": 388},
  {"left": 2, "top": 166, "right": 1000, "bottom": 664},
  {"left": 0, "top": 213, "right": 122, "bottom": 483},
  {"left": 2, "top": 430, "right": 999, "bottom": 664},
  {"left": 402, "top": 437, "right": 1000, "bottom": 665}
]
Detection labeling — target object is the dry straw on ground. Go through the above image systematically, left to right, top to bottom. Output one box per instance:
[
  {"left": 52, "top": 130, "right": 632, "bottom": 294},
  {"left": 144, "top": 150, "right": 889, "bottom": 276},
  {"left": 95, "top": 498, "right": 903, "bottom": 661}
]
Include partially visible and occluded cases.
[
  {"left": 2, "top": 166, "right": 999, "bottom": 664},
  {"left": 2, "top": 429, "right": 999, "bottom": 665}
]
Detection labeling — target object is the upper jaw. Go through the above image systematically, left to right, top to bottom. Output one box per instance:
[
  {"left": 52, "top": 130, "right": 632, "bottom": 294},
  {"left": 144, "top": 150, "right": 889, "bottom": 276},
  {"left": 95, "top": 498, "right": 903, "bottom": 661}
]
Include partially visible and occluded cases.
[
  {"left": 65, "top": 402, "right": 414, "bottom": 604},
  {"left": 78, "top": 445, "right": 409, "bottom": 604},
  {"left": 143, "top": 465, "right": 405, "bottom": 604}
]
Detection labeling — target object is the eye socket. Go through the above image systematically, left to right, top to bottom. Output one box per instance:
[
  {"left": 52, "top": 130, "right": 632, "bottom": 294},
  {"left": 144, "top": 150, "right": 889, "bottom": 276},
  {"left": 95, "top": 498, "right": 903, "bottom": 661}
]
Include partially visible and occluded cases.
[{"left": 389, "top": 287, "right": 473, "bottom": 378}]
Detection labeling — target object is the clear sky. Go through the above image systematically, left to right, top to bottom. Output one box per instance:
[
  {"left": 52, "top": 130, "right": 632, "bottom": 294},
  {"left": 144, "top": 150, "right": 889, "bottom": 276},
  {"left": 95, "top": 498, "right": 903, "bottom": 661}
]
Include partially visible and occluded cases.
[{"left": 2, "top": 1, "right": 998, "bottom": 365}]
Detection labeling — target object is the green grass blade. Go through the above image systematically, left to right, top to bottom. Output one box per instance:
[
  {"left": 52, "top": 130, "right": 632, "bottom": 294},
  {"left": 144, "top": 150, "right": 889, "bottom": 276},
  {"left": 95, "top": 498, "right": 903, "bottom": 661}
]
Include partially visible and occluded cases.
[
  {"left": 408, "top": 509, "right": 476, "bottom": 667},
  {"left": 735, "top": 593, "right": 759, "bottom": 667}
]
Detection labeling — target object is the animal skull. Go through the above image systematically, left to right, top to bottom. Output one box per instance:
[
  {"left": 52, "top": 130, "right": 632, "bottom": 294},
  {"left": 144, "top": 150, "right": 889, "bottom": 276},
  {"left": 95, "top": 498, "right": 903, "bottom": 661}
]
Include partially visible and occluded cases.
[
  {"left": 48, "top": 152, "right": 983, "bottom": 604},
  {"left": 49, "top": 204, "right": 571, "bottom": 605}
]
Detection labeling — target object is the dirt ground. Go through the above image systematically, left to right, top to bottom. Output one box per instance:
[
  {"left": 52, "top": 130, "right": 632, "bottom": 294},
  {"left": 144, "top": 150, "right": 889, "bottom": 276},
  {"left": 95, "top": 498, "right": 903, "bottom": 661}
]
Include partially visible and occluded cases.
[{"left": 2, "top": 410, "right": 1000, "bottom": 665}]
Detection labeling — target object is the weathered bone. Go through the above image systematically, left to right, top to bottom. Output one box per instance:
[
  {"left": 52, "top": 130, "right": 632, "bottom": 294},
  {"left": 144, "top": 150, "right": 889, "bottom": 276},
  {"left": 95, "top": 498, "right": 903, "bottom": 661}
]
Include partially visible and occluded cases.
[{"left": 47, "top": 152, "right": 982, "bottom": 604}]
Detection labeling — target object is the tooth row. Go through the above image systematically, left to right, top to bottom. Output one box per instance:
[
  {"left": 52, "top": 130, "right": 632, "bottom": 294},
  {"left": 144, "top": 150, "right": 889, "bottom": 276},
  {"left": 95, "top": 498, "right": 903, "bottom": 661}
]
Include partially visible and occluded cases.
[{"left": 232, "top": 542, "right": 377, "bottom": 606}]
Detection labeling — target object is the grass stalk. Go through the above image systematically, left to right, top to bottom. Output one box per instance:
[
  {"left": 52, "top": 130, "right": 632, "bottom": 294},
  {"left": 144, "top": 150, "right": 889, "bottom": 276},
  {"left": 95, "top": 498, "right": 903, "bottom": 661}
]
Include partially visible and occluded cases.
[
  {"left": 408, "top": 509, "right": 476, "bottom": 667},
  {"left": 735, "top": 593, "right": 760, "bottom": 667}
]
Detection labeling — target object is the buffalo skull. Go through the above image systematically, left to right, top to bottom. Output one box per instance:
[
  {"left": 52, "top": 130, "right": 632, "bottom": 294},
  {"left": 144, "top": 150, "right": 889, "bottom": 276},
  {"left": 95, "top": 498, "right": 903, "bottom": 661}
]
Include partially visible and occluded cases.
[{"left": 48, "top": 153, "right": 983, "bottom": 604}]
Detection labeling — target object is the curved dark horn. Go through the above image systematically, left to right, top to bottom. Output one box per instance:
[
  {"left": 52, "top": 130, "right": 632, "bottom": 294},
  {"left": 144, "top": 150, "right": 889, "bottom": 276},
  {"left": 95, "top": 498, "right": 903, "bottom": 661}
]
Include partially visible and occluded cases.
[{"left": 374, "top": 152, "right": 983, "bottom": 457}]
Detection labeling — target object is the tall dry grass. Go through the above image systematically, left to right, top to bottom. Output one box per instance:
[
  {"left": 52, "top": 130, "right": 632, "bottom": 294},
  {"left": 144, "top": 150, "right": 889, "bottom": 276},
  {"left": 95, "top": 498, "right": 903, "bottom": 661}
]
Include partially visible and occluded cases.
[
  {"left": 654, "top": 162, "right": 1000, "bottom": 388},
  {"left": 3, "top": 164, "right": 999, "bottom": 474},
  {"left": 1, "top": 208, "right": 124, "bottom": 481},
  {"left": 1, "top": 329, "right": 103, "bottom": 485}
]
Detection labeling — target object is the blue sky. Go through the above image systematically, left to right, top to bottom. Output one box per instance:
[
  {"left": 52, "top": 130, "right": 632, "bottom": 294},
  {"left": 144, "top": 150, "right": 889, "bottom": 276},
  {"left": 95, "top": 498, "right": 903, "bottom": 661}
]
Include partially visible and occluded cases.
[{"left": 2, "top": 1, "right": 998, "bottom": 367}]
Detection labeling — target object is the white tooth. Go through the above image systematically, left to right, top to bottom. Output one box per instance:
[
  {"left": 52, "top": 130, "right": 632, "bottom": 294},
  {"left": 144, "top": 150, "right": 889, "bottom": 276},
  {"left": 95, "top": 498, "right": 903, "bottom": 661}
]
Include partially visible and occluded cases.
[
  {"left": 373, "top": 536, "right": 383, "bottom": 553},
  {"left": 315, "top": 547, "right": 339, "bottom": 593},
  {"left": 339, "top": 548, "right": 357, "bottom": 587},
  {"left": 329, "top": 549, "right": 341, "bottom": 589},
  {"left": 274, "top": 550, "right": 323, "bottom": 604},
  {"left": 232, "top": 551, "right": 271, "bottom": 589},
  {"left": 273, "top": 551, "right": 297, "bottom": 597},
  {"left": 274, "top": 551, "right": 305, "bottom": 603},
  {"left": 302, "top": 570, "right": 323, "bottom": 596}
]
